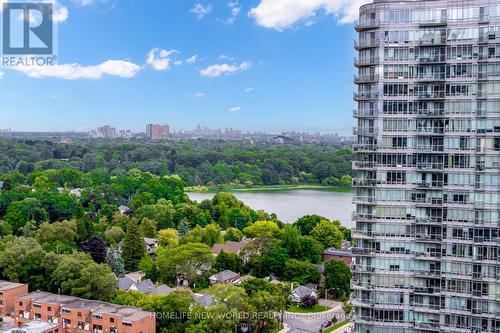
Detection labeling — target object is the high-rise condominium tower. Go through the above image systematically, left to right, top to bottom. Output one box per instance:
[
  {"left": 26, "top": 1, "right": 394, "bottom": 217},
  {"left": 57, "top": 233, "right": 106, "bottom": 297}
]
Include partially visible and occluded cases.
[{"left": 353, "top": 1, "right": 500, "bottom": 332}]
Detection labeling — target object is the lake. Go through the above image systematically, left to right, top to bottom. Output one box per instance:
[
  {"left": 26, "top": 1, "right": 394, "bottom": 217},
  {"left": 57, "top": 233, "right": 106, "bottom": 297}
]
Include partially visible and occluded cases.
[{"left": 188, "top": 190, "right": 355, "bottom": 227}]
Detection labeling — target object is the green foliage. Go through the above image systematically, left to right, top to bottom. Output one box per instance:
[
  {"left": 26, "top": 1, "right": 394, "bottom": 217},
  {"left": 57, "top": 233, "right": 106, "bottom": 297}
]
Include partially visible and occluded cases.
[
  {"left": 294, "top": 215, "right": 323, "bottom": 236},
  {"left": 121, "top": 218, "right": 145, "bottom": 272},
  {"left": 140, "top": 218, "right": 157, "bottom": 238},
  {"left": 310, "top": 220, "right": 344, "bottom": 249},
  {"left": 183, "top": 224, "right": 223, "bottom": 246},
  {"left": 224, "top": 227, "right": 244, "bottom": 241},
  {"left": 158, "top": 228, "right": 180, "bottom": 248},
  {"left": 156, "top": 242, "right": 213, "bottom": 286},
  {"left": 251, "top": 246, "right": 289, "bottom": 278},
  {"left": 213, "top": 250, "right": 243, "bottom": 273},
  {"left": 282, "top": 259, "right": 320, "bottom": 285},
  {"left": 324, "top": 259, "right": 352, "bottom": 299}
]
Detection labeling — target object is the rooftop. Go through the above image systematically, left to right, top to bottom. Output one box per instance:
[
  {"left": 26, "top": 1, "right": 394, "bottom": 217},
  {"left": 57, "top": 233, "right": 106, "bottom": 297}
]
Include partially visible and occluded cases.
[
  {"left": 323, "top": 248, "right": 353, "bottom": 257},
  {"left": 209, "top": 270, "right": 240, "bottom": 282},
  {"left": 0, "top": 281, "right": 25, "bottom": 291},
  {"left": 18, "top": 291, "right": 153, "bottom": 322},
  {"left": 0, "top": 321, "right": 58, "bottom": 333}
]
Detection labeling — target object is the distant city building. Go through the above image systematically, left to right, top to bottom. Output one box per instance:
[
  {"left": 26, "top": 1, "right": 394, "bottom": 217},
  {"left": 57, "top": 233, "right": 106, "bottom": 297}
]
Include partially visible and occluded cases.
[
  {"left": 146, "top": 124, "right": 170, "bottom": 140},
  {"left": 96, "top": 125, "right": 117, "bottom": 139}
]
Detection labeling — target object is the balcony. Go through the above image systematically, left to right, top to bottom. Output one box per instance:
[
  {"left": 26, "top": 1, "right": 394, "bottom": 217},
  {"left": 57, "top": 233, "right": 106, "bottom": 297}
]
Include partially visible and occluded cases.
[
  {"left": 418, "top": 18, "right": 447, "bottom": 27},
  {"left": 355, "top": 19, "right": 380, "bottom": 31},
  {"left": 418, "top": 38, "right": 447, "bottom": 46},
  {"left": 354, "top": 39, "right": 380, "bottom": 50},
  {"left": 417, "top": 55, "right": 446, "bottom": 64},
  {"left": 354, "top": 56, "right": 379, "bottom": 67},
  {"left": 414, "top": 73, "right": 446, "bottom": 82},
  {"left": 354, "top": 74, "right": 379, "bottom": 84},
  {"left": 354, "top": 91, "right": 379, "bottom": 101},
  {"left": 415, "top": 92, "right": 445, "bottom": 100},
  {"left": 354, "top": 108, "right": 379, "bottom": 118},
  {"left": 416, "top": 109, "right": 444, "bottom": 117},
  {"left": 353, "top": 127, "right": 379, "bottom": 135},
  {"left": 416, "top": 127, "right": 444, "bottom": 135},
  {"left": 353, "top": 143, "right": 378, "bottom": 152},
  {"left": 415, "top": 145, "right": 444, "bottom": 152},
  {"left": 352, "top": 161, "right": 376, "bottom": 170},
  {"left": 416, "top": 163, "right": 444, "bottom": 171},
  {"left": 352, "top": 178, "right": 376, "bottom": 187},
  {"left": 415, "top": 181, "right": 444, "bottom": 188},
  {"left": 353, "top": 196, "right": 376, "bottom": 205}
]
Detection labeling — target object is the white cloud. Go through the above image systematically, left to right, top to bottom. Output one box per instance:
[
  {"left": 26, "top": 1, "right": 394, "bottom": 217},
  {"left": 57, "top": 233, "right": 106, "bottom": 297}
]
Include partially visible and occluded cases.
[
  {"left": 74, "top": 0, "right": 93, "bottom": 7},
  {"left": 249, "top": 0, "right": 369, "bottom": 31},
  {"left": 226, "top": 1, "right": 242, "bottom": 24},
  {"left": 190, "top": 3, "right": 213, "bottom": 20},
  {"left": 53, "top": 5, "right": 69, "bottom": 23},
  {"left": 146, "top": 48, "right": 180, "bottom": 71},
  {"left": 218, "top": 54, "right": 234, "bottom": 61},
  {"left": 186, "top": 55, "right": 199, "bottom": 64},
  {"left": 14, "top": 60, "right": 141, "bottom": 80},
  {"left": 174, "top": 60, "right": 182, "bottom": 66},
  {"left": 200, "top": 62, "right": 251, "bottom": 78},
  {"left": 0, "top": 71, "right": 4, "bottom": 79},
  {"left": 244, "top": 87, "right": 255, "bottom": 93},
  {"left": 185, "top": 92, "right": 207, "bottom": 98},
  {"left": 229, "top": 106, "right": 242, "bottom": 112}
]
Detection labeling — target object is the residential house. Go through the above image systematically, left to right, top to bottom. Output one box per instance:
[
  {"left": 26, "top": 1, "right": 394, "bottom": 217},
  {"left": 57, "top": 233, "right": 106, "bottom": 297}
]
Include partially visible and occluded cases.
[
  {"left": 209, "top": 270, "right": 240, "bottom": 284},
  {"left": 118, "top": 275, "right": 172, "bottom": 296},
  {"left": 291, "top": 285, "right": 317, "bottom": 304}
]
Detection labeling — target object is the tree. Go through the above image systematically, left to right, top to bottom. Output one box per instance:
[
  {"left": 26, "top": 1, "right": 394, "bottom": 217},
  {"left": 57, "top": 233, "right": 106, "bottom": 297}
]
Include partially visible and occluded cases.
[
  {"left": 340, "top": 175, "right": 352, "bottom": 187},
  {"left": 4, "top": 198, "right": 48, "bottom": 233},
  {"left": 135, "top": 199, "right": 175, "bottom": 230},
  {"left": 294, "top": 215, "right": 323, "bottom": 236},
  {"left": 76, "top": 217, "right": 94, "bottom": 241},
  {"left": 140, "top": 218, "right": 157, "bottom": 238},
  {"left": 121, "top": 219, "right": 145, "bottom": 272},
  {"left": 36, "top": 220, "right": 78, "bottom": 253},
  {"left": 243, "top": 220, "right": 280, "bottom": 239},
  {"left": 310, "top": 220, "right": 343, "bottom": 249},
  {"left": 183, "top": 224, "right": 223, "bottom": 246},
  {"left": 280, "top": 224, "right": 302, "bottom": 258},
  {"left": 104, "top": 226, "right": 125, "bottom": 247},
  {"left": 224, "top": 227, "right": 244, "bottom": 242},
  {"left": 158, "top": 228, "right": 180, "bottom": 248},
  {"left": 79, "top": 235, "right": 108, "bottom": 264},
  {"left": 156, "top": 243, "right": 213, "bottom": 286},
  {"left": 251, "top": 246, "right": 289, "bottom": 278},
  {"left": 105, "top": 250, "right": 125, "bottom": 277},
  {"left": 213, "top": 250, "right": 243, "bottom": 273},
  {"left": 139, "top": 255, "right": 158, "bottom": 282},
  {"left": 282, "top": 259, "right": 320, "bottom": 285},
  {"left": 324, "top": 259, "right": 352, "bottom": 299},
  {"left": 70, "top": 262, "right": 117, "bottom": 301},
  {"left": 300, "top": 295, "right": 318, "bottom": 308},
  {"left": 342, "top": 301, "right": 353, "bottom": 316}
]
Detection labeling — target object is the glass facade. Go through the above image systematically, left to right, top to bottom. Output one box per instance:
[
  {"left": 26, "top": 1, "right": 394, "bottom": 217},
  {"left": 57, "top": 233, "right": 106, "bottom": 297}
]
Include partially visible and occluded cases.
[{"left": 353, "top": 1, "right": 500, "bottom": 332}]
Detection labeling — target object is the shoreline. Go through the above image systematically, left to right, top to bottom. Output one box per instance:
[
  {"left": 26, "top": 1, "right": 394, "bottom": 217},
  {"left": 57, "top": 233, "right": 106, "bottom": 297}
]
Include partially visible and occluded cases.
[{"left": 186, "top": 184, "right": 353, "bottom": 194}]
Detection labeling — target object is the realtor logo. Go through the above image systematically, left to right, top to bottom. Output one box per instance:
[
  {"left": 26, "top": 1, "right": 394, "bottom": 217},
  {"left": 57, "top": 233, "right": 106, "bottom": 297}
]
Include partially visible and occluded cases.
[{"left": 3, "top": 1, "right": 53, "bottom": 55}]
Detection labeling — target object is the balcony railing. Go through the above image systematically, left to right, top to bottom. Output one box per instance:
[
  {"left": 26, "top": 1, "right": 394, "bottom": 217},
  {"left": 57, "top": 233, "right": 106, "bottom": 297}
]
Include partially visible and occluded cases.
[
  {"left": 355, "top": 19, "right": 380, "bottom": 31},
  {"left": 354, "top": 39, "right": 380, "bottom": 50},
  {"left": 354, "top": 56, "right": 379, "bottom": 67},
  {"left": 353, "top": 74, "right": 379, "bottom": 83},
  {"left": 354, "top": 91, "right": 379, "bottom": 100},
  {"left": 354, "top": 108, "right": 379, "bottom": 117},
  {"left": 353, "top": 127, "right": 379, "bottom": 135},
  {"left": 353, "top": 143, "right": 378, "bottom": 152}
]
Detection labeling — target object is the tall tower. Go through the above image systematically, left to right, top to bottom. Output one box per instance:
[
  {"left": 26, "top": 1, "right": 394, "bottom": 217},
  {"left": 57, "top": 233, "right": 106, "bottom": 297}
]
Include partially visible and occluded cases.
[{"left": 352, "top": 1, "right": 500, "bottom": 332}]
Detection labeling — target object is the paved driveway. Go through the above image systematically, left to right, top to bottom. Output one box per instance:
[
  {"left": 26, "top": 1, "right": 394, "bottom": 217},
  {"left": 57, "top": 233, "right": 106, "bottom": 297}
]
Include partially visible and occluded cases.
[{"left": 283, "top": 301, "right": 346, "bottom": 333}]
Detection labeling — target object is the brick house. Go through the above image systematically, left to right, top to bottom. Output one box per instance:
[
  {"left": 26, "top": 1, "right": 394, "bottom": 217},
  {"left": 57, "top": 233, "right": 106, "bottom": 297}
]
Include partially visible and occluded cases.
[
  {"left": 323, "top": 248, "right": 353, "bottom": 265},
  {"left": 0, "top": 281, "right": 29, "bottom": 317}
]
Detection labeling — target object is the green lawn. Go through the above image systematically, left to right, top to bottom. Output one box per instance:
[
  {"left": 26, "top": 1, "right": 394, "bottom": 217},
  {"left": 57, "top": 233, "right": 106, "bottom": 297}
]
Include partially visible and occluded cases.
[
  {"left": 287, "top": 304, "right": 331, "bottom": 313},
  {"left": 323, "top": 320, "right": 350, "bottom": 332}
]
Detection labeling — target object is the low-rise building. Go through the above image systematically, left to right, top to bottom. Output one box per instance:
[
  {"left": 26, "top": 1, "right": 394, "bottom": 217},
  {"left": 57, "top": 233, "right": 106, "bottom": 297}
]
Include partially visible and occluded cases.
[
  {"left": 211, "top": 240, "right": 250, "bottom": 256},
  {"left": 322, "top": 248, "right": 353, "bottom": 265},
  {"left": 209, "top": 270, "right": 240, "bottom": 284},
  {"left": 118, "top": 275, "right": 172, "bottom": 296},
  {"left": 0, "top": 281, "right": 29, "bottom": 317},
  {"left": 290, "top": 285, "right": 317, "bottom": 304},
  {"left": 15, "top": 291, "right": 155, "bottom": 333},
  {"left": 0, "top": 320, "right": 58, "bottom": 333}
]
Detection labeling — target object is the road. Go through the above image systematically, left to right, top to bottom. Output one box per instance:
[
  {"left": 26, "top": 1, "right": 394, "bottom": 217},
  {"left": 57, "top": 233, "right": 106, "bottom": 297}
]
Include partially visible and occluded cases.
[{"left": 283, "top": 301, "right": 346, "bottom": 333}]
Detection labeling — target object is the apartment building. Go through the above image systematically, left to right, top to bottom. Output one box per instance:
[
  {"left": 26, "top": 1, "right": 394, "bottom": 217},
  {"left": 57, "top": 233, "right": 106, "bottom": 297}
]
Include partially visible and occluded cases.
[
  {"left": 353, "top": 1, "right": 500, "bottom": 332},
  {"left": 146, "top": 124, "right": 170, "bottom": 140},
  {"left": 0, "top": 281, "right": 29, "bottom": 317},
  {"left": 15, "top": 291, "right": 155, "bottom": 333}
]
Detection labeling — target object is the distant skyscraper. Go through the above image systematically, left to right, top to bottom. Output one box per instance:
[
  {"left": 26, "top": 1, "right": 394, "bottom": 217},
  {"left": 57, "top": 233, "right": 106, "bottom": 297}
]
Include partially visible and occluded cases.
[
  {"left": 353, "top": 1, "right": 500, "bottom": 332},
  {"left": 146, "top": 124, "right": 170, "bottom": 140},
  {"left": 96, "top": 125, "right": 117, "bottom": 138}
]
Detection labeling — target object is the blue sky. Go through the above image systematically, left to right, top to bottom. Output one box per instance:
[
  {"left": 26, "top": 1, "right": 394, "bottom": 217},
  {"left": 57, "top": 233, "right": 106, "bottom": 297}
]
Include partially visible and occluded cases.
[{"left": 0, "top": 0, "right": 367, "bottom": 134}]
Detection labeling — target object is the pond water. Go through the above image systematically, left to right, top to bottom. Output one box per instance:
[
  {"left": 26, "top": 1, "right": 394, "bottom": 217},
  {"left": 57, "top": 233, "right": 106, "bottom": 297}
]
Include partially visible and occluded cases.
[{"left": 188, "top": 190, "right": 355, "bottom": 227}]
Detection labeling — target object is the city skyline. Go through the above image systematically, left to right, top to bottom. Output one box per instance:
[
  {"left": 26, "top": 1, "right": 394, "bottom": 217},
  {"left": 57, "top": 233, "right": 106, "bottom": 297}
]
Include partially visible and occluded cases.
[{"left": 0, "top": 0, "right": 368, "bottom": 135}]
